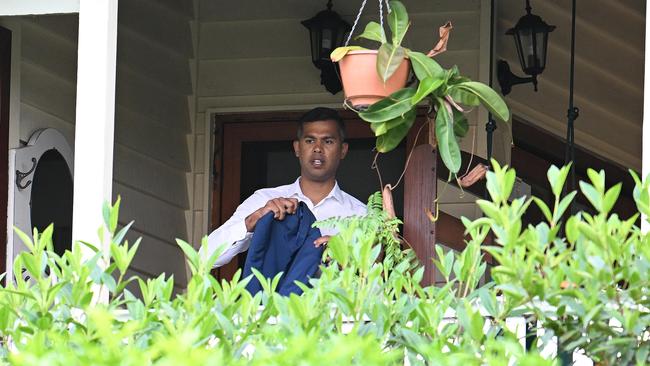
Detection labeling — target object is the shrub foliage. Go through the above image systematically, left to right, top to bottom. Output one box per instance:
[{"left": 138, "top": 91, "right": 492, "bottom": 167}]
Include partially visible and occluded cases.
[{"left": 0, "top": 162, "right": 648, "bottom": 365}]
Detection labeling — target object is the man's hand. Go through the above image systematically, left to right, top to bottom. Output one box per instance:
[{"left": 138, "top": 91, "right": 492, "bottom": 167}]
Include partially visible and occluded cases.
[
  {"left": 245, "top": 198, "right": 299, "bottom": 232},
  {"left": 314, "top": 235, "right": 331, "bottom": 247}
]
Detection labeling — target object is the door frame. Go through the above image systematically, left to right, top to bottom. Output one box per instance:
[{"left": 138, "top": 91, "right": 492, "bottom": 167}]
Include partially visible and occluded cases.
[
  {"left": 0, "top": 26, "right": 11, "bottom": 276},
  {"left": 209, "top": 109, "right": 470, "bottom": 284}
]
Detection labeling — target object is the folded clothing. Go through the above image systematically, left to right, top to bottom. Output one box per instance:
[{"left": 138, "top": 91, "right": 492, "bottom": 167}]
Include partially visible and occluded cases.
[{"left": 243, "top": 202, "right": 324, "bottom": 296}]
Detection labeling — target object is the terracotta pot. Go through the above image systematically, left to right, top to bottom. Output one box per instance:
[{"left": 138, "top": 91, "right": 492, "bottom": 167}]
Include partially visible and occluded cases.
[{"left": 337, "top": 50, "right": 410, "bottom": 109}]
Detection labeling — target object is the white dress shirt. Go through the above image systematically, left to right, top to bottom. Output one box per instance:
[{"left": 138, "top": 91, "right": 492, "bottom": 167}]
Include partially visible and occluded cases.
[{"left": 203, "top": 178, "right": 367, "bottom": 268}]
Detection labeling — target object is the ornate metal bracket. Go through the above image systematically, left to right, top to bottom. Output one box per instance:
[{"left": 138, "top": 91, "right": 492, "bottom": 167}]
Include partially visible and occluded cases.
[{"left": 16, "top": 157, "right": 37, "bottom": 190}]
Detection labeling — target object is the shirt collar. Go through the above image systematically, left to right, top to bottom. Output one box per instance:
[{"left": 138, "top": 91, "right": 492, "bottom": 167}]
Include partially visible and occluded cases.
[{"left": 289, "top": 178, "right": 344, "bottom": 203}]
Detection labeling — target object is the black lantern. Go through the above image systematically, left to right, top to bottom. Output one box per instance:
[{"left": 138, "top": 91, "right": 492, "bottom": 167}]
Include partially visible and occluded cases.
[
  {"left": 302, "top": 0, "right": 351, "bottom": 94},
  {"left": 497, "top": 0, "right": 555, "bottom": 96}
]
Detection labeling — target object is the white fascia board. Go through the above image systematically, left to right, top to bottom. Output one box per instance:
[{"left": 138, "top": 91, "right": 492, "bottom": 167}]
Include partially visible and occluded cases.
[{"left": 0, "top": 0, "right": 79, "bottom": 16}]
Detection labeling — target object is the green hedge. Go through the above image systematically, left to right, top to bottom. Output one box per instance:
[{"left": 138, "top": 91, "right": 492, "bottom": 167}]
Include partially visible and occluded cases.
[{"left": 0, "top": 162, "right": 648, "bottom": 365}]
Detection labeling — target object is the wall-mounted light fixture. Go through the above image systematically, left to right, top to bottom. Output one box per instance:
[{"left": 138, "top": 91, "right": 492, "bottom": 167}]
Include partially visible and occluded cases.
[
  {"left": 302, "top": 0, "right": 351, "bottom": 94},
  {"left": 497, "top": 0, "right": 555, "bottom": 96}
]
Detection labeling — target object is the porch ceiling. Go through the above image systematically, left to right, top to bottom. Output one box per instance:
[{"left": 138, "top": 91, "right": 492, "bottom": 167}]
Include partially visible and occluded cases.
[
  {"left": 194, "top": 0, "right": 645, "bottom": 171},
  {"left": 497, "top": 0, "right": 645, "bottom": 171}
]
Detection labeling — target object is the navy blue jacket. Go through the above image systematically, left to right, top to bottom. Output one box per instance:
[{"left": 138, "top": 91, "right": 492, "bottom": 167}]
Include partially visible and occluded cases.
[{"left": 243, "top": 202, "right": 324, "bottom": 296}]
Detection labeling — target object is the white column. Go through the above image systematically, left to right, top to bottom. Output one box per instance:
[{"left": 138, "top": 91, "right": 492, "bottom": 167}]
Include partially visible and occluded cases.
[
  {"left": 72, "top": 0, "right": 118, "bottom": 253},
  {"left": 641, "top": 6, "right": 650, "bottom": 232}
]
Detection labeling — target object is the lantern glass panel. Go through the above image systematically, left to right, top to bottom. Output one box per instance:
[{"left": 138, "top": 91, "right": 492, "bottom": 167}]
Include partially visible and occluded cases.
[
  {"left": 519, "top": 28, "right": 535, "bottom": 72},
  {"left": 309, "top": 29, "right": 320, "bottom": 65},
  {"left": 321, "top": 29, "right": 332, "bottom": 56},
  {"left": 512, "top": 31, "right": 526, "bottom": 73},
  {"left": 536, "top": 31, "right": 548, "bottom": 70}
]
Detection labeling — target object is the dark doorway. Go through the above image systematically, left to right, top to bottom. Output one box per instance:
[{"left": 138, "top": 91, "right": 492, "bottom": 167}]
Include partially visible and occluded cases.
[
  {"left": 213, "top": 112, "right": 406, "bottom": 280},
  {"left": 240, "top": 138, "right": 405, "bottom": 217},
  {"left": 30, "top": 150, "right": 74, "bottom": 255}
]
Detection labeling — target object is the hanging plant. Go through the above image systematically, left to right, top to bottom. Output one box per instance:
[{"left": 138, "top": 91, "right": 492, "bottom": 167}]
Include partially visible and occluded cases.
[{"left": 332, "top": 0, "right": 510, "bottom": 176}]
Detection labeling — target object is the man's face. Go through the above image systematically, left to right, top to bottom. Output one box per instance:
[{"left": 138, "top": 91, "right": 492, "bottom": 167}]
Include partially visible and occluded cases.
[{"left": 293, "top": 120, "right": 348, "bottom": 183}]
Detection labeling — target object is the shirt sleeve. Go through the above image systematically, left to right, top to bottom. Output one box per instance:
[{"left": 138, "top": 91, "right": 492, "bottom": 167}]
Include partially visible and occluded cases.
[{"left": 201, "top": 191, "right": 268, "bottom": 268}]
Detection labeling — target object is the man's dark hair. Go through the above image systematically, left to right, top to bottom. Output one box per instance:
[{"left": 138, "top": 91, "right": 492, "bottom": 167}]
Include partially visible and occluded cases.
[{"left": 297, "top": 107, "right": 346, "bottom": 141}]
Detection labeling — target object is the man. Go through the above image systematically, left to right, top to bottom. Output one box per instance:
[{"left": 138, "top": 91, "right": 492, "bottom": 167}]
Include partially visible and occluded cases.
[{"left": 203, "top": 107, "right": 367, "bottom": 268}]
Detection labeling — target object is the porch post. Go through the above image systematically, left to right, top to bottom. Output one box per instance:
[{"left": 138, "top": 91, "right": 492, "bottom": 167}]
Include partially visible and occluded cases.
[
  {"left": 71, "top": 0, "right": 118, "bottom": 254},
  {"left": 641, "top": 2, "right": 650, "bottom": 232}
]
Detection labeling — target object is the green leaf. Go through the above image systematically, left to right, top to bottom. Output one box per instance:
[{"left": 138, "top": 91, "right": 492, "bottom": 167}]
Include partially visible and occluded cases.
[
  {"left": 387, "top": 0, "right": 409, "bottom": 46},
  {"left": 356, "top": 21, "right": 386, "bottom": 44},
  {"left": 377, "top": 43, "right": 406, "bottom": 82},
  {"left": 330, "top": 46, "right": 367, "bottom": 62},
  {"left": 406, "top": 50, "right": 444, "bottom": 80},
  {"left": 411, "top": 77, "right": 444, "bottom": 106},
  {"left": 455, "top": 81, "right": 510, "bottom": 122},
  {"left": 358, "top": 87, "right": 416, "bottom": 123},
  {"left": 448, "top": 87, "right": 480, "bottom": 106},
  {"left": 435, "top": 98, "right": 461, "bottom": 173},
  {"left": 370, "top": 108, "right": 416, "bottom": 136},
  {"left": 452, "top": 109, "right": 468, "bottom": 138},
  {"left": 375, "top": 110, "right": 416, "bottom": 152},
  {"left": 370, "top": 120, "right": 397, "bottom": 136},
  {"left": 547, "top": 164, "right": 571, "bottom": 198},
  {"left": 587, "top": 168, "right": 605, "bottom": 192},
  {"left": 579, "top": 181, "right": 602, "bottom": 211},
  {"left": 603, "top": 183, "right": 622, "bottom": 214},
  {"left": 554, "top": 191, "right": 577, "bottom": 223},
  {"left": 109, "top": 196, "right": 121, "bottom": 234},
  {"left": 532, "top": 197, "right": 552, "bottom": 223},
  {"left": 476, "top": 200, "right": 501, "bottom": 219},
  {"left": 102, "top": 201, "right": 111, "bottom": 233},
  {"left": 565, "top": 214, "right": 580, "bottom": 243},
  {"left": 113, "top": 221, "right": 134, "bottom": 246},
  {"left": 40, "top": 224, "right": 54, "bottom": 252},
  {"left": 14, "top": 226, "right": 35, "bottom": 252},
  {"left": 126, "top": 239, "right": 141, "bottom": 270},
  {"left": 176, "top": 239, "right": 200, "bottom": 274},
  {"left": 478, "top": 289, "right": 497, "bottom": 318}
]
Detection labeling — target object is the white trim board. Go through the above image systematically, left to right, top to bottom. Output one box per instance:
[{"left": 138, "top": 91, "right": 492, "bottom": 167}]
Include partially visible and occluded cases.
[{"left": 0, "top": 0, "right": 79, "bottom": 16}]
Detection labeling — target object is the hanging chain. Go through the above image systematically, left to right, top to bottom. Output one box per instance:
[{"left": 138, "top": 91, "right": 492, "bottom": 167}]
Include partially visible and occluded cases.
[
  {"left": 344, "top": 0, "right": 392, "bottom": 46},
  {"left": 345, "top": 0, "right": 368, "bottom": 46},
  {"left": 379, "top": 0, "right": 384, "bottom": 30},
  {"left": 381, "top": 0, "right": 392, "bottom": 30}
]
